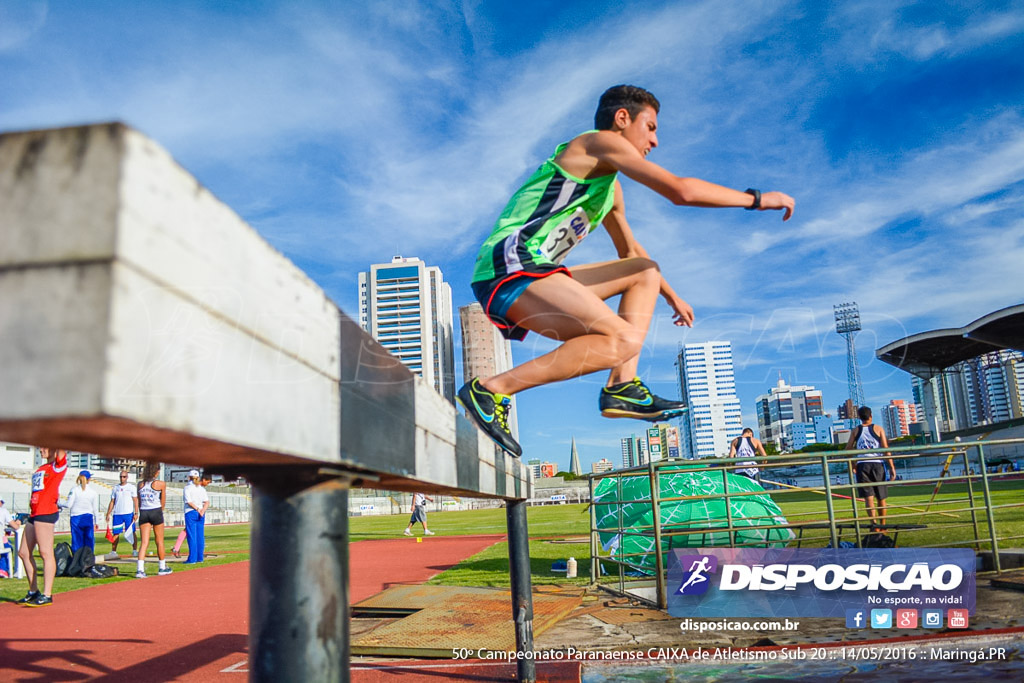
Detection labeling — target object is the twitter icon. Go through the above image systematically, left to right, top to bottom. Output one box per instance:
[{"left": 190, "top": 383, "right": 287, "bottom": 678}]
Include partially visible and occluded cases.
[{"left": 870, "top": 609, "right": 893, "bottom": 629}]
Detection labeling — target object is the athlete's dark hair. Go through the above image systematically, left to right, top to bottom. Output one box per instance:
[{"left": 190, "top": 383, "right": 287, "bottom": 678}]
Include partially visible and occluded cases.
[
  {"left": 594, "top": 85, "right": 660, "bottom": 130},
  {"left": 857, "top": 406, "right": 872, "bottom": 422},
  {"left": 742, "top": 427, "right": 754, "bottom": 436},
  {"left": 141, "top": 461, "right": 161, "bottom": 483}
]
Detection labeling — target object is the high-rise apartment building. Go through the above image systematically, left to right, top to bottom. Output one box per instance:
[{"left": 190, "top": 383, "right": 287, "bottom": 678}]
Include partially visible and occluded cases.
[
  {"left": 359, "top": 256, "right": 455, "bottom": 402},
  {"left": 459, "top": 302, "right": 518, "bottom": 437},
  {"left": 676, "top": 342, "right": 743, "bottom": 458},
  {"left": 912, "top": 350, "right": 1024, "bottom": 436},
  {"left": 755, "top": 379, "right": 824, "bottom": 449},
  {"left": 837, "top": 399, "right": 857, "bottom": 420},
  {"left": 882, "top": 399, "right": 919, "bottom": 438},
  {"left": 784, "top": 422, "right": 817, "bottom": 451},
  {"left": 620, "top": 424, "right": 680, "bottom": 469},
  {"left": 620, "top": 434, "right": 650, "bottom": 469},
  {"left": 618, "top": 438, "right": 634, "bottom": 471},
  {"left": 526, "top": 458, "right": 543, "bottom": 480},
  {"left": 592, "top": 458, "right": 614, "bottom": 474}
]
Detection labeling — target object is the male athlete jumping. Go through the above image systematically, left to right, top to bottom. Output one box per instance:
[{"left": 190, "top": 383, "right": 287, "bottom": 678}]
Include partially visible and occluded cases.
[{"left": 459, "top": 85, "right": 794, "bottom": 457}]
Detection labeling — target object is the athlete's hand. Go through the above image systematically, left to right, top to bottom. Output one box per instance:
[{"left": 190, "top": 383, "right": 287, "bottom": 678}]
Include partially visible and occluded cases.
[
  {"left": 759, "top": 191, "right": 794, "bottom": 221},
  {"left": 665, "top": 293, "right": 694, "bottom": 327}
]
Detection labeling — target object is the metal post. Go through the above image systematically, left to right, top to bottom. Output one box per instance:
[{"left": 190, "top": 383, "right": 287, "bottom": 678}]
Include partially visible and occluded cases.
[
  {"left": 976, "top": 445, "right": 1002, "bottom": 573},
  {"left": 963, "top": 450, "right": 981, "bottom": 551},
  {"left": 821, "top": 456, "right": 839, "bottom": 548},
  {"left": 847, "top": 458, "right": 863, "bottom": 541},
  {"left": 649, "top": 462, "right": 666, "bottom": 609},
  {"left": 721, "top": 468, "right": 736, "bottom": 547},
  {"left": 249, "top": 472, "right": 351, "bottom": 683},
  {"left": 617, "top": 472, "right": 624, "bottom": 595},
  {"left": 589, "top": 475, "right": 598, "bottom": 584},
  {"left": 506, "top": 499, "right": 536, "bottom": 683}
]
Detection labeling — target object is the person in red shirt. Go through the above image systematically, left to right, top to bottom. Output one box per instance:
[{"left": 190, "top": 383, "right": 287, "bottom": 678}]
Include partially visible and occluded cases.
[{"left": 17, "top": 447, "right": 69, "bottom": 607}]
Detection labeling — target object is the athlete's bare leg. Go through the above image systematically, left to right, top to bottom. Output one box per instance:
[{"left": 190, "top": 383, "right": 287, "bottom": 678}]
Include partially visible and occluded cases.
[
  {"left": 481, "top": 258, "right": 660, "bottom": 396},
  {"left": 572, "top": 258, "right": 661, "bottom": 386},
  {"left": 864, "top": 495, "right": 878, "bottom": 529},
  {"left": 18, "top": 522, "right": 38, "bottom": 592},
  {"left": 34, "top": 522, "right": 56, "bottom": 596}
]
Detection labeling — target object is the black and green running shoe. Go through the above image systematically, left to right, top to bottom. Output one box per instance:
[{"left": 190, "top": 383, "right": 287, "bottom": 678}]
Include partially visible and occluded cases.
[
  {"left": 599, "top": 377, "right": 688, "bottom": 421},
  {"left": 457, "top": 378, "right": 522, "bottom": 457},
  {"left": 17, "top": 591, "right": 40, "bottom": 605},
  {"left": 27, "top": 594, "right": 53, "bottom": 607}
]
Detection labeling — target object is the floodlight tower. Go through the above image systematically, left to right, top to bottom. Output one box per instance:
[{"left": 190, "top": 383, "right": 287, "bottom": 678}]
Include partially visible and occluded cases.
[{"left": 834, "top": 302, "right": 865, "bottom": 409}]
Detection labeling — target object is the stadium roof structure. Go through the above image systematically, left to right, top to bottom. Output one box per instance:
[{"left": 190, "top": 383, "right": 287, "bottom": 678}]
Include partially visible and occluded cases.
[{"left": 876, "top": 304, "right": 1024, "bottom": 378}]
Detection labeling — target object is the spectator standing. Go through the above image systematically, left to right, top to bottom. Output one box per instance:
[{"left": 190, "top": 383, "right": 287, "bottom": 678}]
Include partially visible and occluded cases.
[
  {"left": 845, "top": 406, "right": 898, "bottom": 530},
  {"left": 728, "top": 428, "right": 767, "bottom": 481},
  {"left": 17, "top": 447, "right": 69, "bottom": 606},
  {"left": 136, "top": 462, "right": 172, "bottom": 578},
  {"left": 65, "top": 470, "right": 100, "bottom": 553},
  {"left": 105, "top": 470, "right": 139, "bottom": 557},
  {"left": 182, "top": 470, "right": 209, "bottom": 563},
  {"left": 196, "top": 475, "right": 211, "bottom": 559},
  {"left": 403, "top": 493, "right": 435, "bottom": 536},
  {"left": 0, "top": 498, "right": 19, "bottom": 578},
  {"left": 0, "top": 498, "right": 16, "bottom": 533}
]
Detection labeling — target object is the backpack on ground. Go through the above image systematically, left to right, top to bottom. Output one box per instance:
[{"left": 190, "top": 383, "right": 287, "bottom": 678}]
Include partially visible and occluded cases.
[
  {"left": 862, "top": 533, "right": 896, "bottom": 548},
  {"left": 54, "top": 541, "right": 73, "bottom": 576},
  {"left": 67, "top": 546, "right": 95, "bottom": 577},
  {"left": 85, "top": 564, "right": 119, "bottom": 579}
]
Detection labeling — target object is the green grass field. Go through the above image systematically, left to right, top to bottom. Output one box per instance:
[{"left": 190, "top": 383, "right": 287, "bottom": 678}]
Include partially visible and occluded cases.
[{"left": 4, "top": 478, "right": 1021, "bottom": 600}]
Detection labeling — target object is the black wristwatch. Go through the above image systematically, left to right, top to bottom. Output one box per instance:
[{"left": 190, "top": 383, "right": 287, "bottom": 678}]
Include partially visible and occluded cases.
[{"left": 744, "top": 188, "right": 761, "bottom": 210}]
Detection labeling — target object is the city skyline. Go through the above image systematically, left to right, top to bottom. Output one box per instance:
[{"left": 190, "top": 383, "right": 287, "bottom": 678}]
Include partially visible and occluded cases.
[{"left": 3, "top": 3, "right": 1022, "bottom": 471}]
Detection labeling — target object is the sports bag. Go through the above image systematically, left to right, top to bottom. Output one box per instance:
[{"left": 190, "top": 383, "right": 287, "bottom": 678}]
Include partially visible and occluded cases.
[
  {"left": 54, "top": 541, "right": 73, "bottom": 576},
  {"left": 67, "top": 546, "right": 95, "bottom": 577}
]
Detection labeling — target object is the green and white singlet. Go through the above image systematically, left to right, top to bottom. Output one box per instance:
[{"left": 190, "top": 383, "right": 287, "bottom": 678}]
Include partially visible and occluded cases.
[{"left": 471, "top": 132, "right": 618, "bottom": 284}]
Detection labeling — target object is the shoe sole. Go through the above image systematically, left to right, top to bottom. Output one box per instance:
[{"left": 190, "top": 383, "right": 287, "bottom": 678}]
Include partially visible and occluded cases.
[{"left": 456, "top": 394, "right": 522, "bottom": 457}]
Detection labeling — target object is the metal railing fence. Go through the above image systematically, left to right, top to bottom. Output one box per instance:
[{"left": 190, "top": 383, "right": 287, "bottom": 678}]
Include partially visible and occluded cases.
[{"left": 589, "top": 438, "right": 1024, "bottom": 609}]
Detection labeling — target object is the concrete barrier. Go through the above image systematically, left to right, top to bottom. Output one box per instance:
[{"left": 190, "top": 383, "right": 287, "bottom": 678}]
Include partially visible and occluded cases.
[{"left": 0, "top": 123, "right": 536, "bottom": 682}]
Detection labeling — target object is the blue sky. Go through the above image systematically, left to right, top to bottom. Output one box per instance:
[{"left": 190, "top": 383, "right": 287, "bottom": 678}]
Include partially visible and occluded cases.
[{"left": 3, "top": 1, "right": 1023, "bottom": 472}]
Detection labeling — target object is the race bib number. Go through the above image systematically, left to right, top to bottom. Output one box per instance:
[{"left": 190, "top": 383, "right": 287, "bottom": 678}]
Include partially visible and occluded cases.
[
  {"left": 538, "top": 207, "right": 591, "bottom": 264},
  {"left": 32, "top": 471, "right": 45, "bottom": 491}
]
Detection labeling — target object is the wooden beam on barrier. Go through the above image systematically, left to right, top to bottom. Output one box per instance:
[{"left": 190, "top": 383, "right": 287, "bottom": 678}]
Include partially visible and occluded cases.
[{"left": 0, "top": 123, "right": 535, "bottom": 682}]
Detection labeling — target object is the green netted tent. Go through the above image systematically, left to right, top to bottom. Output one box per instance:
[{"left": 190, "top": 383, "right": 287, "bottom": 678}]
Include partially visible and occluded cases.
[{"left": 594, "top": 464, "right": 794, "bottom": 574}]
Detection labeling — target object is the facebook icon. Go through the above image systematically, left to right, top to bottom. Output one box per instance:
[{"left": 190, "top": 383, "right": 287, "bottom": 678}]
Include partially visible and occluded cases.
[{"left": 846, "top": 609, "right": 866, "bottom": 629}]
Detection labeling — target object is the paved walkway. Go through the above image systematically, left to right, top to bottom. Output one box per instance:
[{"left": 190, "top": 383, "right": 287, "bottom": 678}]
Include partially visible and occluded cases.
[{"left": 0, "top": 534, "right": 506, "bottom": 682}]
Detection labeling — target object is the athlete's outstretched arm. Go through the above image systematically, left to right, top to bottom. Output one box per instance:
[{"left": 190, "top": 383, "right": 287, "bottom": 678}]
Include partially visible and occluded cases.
[
  {"left": 586, "top": 132, "right": 794, "bottom": 220},
  {"left": 602, "top": 181, "right": 693, "bottom": 326}
]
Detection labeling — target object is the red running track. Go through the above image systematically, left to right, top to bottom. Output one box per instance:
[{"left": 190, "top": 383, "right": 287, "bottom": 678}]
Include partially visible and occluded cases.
[{"left": 0, "top": 534, "right": 507, "bottom": 682}]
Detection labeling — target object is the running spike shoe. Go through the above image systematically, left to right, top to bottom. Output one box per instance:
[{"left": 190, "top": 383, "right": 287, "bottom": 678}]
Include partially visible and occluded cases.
[
  {"left": 599, "top": 377, "right": 688, "bottom": 421},
  {"left": 457, "top": 378, "right": 522, "bottom": 457}
]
